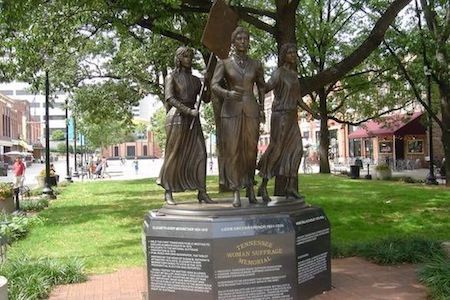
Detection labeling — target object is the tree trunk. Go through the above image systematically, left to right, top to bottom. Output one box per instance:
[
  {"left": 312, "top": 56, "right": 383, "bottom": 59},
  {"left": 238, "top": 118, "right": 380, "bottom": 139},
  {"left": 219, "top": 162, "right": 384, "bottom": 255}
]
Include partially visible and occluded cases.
[
  {"left": 275, "top": 0, "right": 298, "bottom": 61},
  {"left": 439, "top": 83, "right": 450, "bottom": 187},
  {"left": 318, "top": 89, "right": 331, "bottom": 173}
]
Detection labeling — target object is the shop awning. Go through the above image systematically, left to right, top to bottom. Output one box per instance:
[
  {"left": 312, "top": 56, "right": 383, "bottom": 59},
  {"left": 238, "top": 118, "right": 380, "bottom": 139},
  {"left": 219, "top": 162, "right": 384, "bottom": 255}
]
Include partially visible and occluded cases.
[{"left": 348, "top": 111, "right": 425, "bottom": 139}]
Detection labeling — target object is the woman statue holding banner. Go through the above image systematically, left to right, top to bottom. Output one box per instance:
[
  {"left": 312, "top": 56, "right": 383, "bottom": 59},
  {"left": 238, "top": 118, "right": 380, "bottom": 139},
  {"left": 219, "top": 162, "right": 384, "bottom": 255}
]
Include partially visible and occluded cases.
[{"left": 157, "top": 46, "right": 214, "bottom": 205}]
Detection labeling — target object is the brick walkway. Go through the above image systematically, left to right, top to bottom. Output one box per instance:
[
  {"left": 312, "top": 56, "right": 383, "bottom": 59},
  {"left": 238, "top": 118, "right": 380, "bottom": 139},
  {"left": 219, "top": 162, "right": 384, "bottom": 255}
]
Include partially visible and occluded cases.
[{"left": 48, "top": 257, "right": 427, "bottom": 300}]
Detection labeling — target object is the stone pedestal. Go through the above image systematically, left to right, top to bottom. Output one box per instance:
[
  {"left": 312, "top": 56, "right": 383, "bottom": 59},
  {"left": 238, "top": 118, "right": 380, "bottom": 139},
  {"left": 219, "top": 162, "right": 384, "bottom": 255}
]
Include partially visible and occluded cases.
[
  {"left": 143, "top": 199, "right": 331, "bottom": 300},
  {"left": 0, "top": 276, "right": 7, "bottom": 300}
]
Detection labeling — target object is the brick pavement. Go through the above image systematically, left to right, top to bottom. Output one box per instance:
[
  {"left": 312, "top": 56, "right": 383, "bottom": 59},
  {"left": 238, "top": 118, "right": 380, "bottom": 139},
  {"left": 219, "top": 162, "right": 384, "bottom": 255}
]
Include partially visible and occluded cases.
[{"left": 48, "top": 257, "right": 427, "bottom": 300}]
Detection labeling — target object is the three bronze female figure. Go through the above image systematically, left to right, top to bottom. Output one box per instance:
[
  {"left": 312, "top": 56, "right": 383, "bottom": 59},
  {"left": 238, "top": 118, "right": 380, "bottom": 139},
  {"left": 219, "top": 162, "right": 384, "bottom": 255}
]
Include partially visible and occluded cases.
[{"left": 158, "top": 28, "right": 304, "bottom": 207}]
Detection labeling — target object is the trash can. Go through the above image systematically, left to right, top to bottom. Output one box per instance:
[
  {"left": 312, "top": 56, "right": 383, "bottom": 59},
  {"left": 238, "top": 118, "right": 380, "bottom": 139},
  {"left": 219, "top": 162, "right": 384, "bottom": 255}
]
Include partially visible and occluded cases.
[{"left": 350, "top": 165, "right": 360, "bottom": 179}]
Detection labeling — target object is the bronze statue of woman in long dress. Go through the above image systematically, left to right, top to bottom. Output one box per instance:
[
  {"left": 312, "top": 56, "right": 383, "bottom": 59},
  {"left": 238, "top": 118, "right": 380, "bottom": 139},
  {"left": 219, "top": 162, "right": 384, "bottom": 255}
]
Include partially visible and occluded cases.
[
  {"left": 211, "top": 26, "right": 265, "bottom": 208},
  {"left": 257, "top": 43, "right": 304, "bottom": 202},
  {"left": 157, "top": 46, "right": 214, "bottom": 205}
]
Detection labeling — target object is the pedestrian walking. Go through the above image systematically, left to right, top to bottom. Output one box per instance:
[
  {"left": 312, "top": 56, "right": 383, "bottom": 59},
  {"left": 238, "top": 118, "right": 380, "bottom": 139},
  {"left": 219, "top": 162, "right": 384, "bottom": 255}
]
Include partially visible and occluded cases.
[
  {"left": 13, "top": 156, "right": 26, "bottom": 210},
  {"left": 100, "top": 157, "right": 111, "bottom": 178},
  {"left": 132, "top": 157, "right": 139, "bottom": 175}
]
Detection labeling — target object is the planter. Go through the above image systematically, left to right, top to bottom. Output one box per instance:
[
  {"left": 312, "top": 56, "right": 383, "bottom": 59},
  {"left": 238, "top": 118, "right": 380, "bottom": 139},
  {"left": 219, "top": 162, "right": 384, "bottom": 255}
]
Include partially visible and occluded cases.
[
  {"left": 376, "top": 169, "right": 392, "bottom": 180},
  {"left": 36, "top": 175, "right": 59, "bottom": 188},
  {"left": 0, "top": 196, "right": 15, "bottom": 214},
  {"left": 0, "top": 276, "right": 7, "bottom": 300}
]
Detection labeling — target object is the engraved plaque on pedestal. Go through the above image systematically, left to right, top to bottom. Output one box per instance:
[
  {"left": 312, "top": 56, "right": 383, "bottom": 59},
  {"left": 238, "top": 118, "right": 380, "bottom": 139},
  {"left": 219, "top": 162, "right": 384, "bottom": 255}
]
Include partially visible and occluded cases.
[{"left": 144, "top": 199, "right": 331, "bottom": 300}]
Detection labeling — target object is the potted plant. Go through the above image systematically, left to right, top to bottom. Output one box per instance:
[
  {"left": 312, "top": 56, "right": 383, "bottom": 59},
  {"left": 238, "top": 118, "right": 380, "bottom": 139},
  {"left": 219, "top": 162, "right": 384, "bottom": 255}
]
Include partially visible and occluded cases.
[
  {"left": 375, "top": 163, "right": 392, "bottom": 180},
  {"left": 36, "top": 168, "right": 59, "bottom": 187},
  {"left": 0, "top": 182, "right": 14, "bottom": 213}
]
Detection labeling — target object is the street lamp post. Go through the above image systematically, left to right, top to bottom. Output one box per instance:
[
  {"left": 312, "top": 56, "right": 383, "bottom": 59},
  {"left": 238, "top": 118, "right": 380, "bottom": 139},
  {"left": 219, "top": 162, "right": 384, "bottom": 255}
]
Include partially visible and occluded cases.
[
  {"left": 424, "top": 66, "right": 438, "bottom": 185},
  {"left": 42, "top": 71, "right": 56, "bottom": 199},
  {"left": 65, "top": 99, "right": 72, "bottom": 182},
  {"left": 72, "top": 119, "right": 79, "bottom": 178},
  {"left": 209, "top": 132, "right": 213, "bottom": 171},
  {"left": 80, "top": 133, "right": 84, "bottom": 177}
]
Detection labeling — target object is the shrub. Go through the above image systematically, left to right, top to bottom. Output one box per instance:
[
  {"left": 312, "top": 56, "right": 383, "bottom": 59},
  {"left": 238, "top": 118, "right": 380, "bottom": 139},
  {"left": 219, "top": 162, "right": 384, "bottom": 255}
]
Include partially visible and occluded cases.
[
  {"left": 375, "top": 163, "right": 390, "bottom": 171},
  {"left": 38, "top": 168, "right": 56, "bottom": 177},
  {"left": 0, "top": 182, "right": 13, "bottom": 200},
  {"left": 29, "top": 188, "right": 43, "bottom": 197},
  {"left": 20, "top": 198, "right": 49, "bottom": 212},
  {"left": 0, "top": 214, "right": 42, "bottom": 243},
  {"left": 353, "top": 236, "right": 444, "bottom": 264},
  {"left": 0, "top": 255, "right": 87, "bottom": 300},
  {"left": 419, "top": 255, "right": 450, "bottom": 300}
]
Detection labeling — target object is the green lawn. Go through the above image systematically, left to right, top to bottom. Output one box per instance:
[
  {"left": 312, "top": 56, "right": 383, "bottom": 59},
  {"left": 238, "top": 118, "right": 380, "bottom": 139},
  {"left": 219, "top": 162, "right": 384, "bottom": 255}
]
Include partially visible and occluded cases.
[{"left": 7, "top": 174, "right": 450, "bottom": 274}]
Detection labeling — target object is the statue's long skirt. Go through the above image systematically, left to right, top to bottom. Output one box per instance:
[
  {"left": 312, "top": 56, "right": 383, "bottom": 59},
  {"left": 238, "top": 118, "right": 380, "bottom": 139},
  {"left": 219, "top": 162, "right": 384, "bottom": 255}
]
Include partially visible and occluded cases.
[
  {"left": 257, "top": 110, "right": 303, "bottom": 178},
  {"left": 220, "top": 113, "right": 259, "bottom": 190},
  {"left": 157, "top": 115, "right": 206, "bottom": 192}
]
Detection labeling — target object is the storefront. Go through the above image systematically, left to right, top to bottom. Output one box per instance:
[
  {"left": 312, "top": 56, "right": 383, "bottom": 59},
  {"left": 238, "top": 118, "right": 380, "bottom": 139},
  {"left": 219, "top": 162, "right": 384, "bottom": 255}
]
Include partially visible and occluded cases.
[{"left": 348, "top": 112, "right": 427, "bottom": 166}]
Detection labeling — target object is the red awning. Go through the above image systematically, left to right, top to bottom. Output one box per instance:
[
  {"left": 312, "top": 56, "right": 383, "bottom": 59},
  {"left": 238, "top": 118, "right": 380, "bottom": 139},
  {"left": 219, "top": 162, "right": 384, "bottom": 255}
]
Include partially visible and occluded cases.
[{"left": 348, "top": 111, "right": 424, "bottom": 139}]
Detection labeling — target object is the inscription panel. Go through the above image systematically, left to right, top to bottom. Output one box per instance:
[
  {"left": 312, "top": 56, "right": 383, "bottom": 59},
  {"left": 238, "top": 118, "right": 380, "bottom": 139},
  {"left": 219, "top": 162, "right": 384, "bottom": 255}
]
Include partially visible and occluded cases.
[
  {"left": 294, "top": 208, "right": 331, "bottom": 299},
  {"left": 213, "top": 219, "right": 297, "bottom": 300},
  {"left": 147, "top": 237, "right": 213, "bottom": 300}
]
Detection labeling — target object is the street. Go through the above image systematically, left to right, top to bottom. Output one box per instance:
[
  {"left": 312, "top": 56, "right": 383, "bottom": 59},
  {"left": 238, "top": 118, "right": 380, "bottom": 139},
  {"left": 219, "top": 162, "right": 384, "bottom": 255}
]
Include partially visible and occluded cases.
[
  {"left": 0, "top": 156, "right": 437, "bottom": 189},
  {"left": 0, "top": 157, "right": 221, "bottom": 189}
]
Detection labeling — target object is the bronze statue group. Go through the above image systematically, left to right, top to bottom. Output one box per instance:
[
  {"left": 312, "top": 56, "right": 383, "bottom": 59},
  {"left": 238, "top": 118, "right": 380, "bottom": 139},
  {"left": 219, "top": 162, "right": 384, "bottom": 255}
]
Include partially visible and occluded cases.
[{"left": 157, "top": 27, "right": 304, "bottom": 208}]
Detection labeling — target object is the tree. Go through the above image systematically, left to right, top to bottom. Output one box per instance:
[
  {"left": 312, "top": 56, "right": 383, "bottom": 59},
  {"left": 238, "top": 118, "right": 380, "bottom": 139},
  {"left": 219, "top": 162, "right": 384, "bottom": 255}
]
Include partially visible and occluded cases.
[
  {"left": 1, "top": 0, "right": 414, "bottom": 180},
  {"left": 1, "top": 0, "right": 413, "bottom": 95},
  {"left": 294, "top": 0, "right": 416, "bottom": 172},
  {"left": 382, "top": 0, "right": 449, "bottom": 186},
  {"left": 201, "top": 103, "right": 216, "bottom": 136},
  {"left": 150, "top": 107, "right": 167, "bottom": 152},
  {"left": 133, "top": 120, "right": 149, "bottom": 140},
  {"left": 51, "top": 129, "right": 65, "bottom": 141},
  {"left": 56, "top": 142, "right": 73, "bottom": 154}
]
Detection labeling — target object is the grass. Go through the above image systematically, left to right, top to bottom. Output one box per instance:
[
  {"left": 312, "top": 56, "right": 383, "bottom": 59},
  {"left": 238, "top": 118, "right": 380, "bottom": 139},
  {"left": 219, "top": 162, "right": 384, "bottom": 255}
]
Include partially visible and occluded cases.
[
  {"left": 5, "top": 174, "right": 450, "bottom": 274},
  {"left": 0, "top": 255, "right": 86, "bottom": 300},
  {"left": 418, "top": 255, "right": 450, "bottom": 300}
]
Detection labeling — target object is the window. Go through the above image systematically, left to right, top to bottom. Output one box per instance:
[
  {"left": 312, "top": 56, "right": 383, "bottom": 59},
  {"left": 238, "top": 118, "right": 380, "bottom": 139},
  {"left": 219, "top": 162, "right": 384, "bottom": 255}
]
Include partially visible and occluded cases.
[
  {"left": 302, "top": 131, "right": 310, "bottom": 139},
  {"left": 364, "top": 138, "right": 373, "bottom": 159},
  {"left": 350, "top": 139, "right": 362, "bottom": 157},
  {"left": 407, "top": 139, "right": 424, "bottom": 154},
  {"left": 379, "top": 140, "right": 393, "bottom": 154},
  {"left": 143, "top": 145, "right": 148, "bottom": 156},
  {"left": 114, "top": 146, "right": 119, "bottom": 157},
  {"left": 126, "top": 146, "right": 136, "bottom": 157}
]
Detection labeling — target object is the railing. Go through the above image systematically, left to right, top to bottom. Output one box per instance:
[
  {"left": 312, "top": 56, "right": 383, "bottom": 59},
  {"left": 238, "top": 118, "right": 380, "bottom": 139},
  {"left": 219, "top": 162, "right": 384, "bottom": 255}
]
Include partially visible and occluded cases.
[{"left": 378, "top": 158, "right": 422, "bottom": 171}]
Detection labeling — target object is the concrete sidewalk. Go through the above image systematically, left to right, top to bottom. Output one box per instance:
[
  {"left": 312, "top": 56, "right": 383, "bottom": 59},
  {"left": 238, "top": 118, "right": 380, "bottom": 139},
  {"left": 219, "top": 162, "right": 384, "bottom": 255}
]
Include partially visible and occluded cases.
[{"left": 48, "top": 257, "right": 427, "bottom": 300}]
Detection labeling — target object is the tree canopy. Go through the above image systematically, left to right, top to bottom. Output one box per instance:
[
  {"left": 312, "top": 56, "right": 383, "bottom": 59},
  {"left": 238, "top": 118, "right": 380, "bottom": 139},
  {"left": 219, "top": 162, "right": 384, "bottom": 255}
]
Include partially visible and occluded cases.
[{"left": 7, "top": 0, "right": 449, "bottom": 181}]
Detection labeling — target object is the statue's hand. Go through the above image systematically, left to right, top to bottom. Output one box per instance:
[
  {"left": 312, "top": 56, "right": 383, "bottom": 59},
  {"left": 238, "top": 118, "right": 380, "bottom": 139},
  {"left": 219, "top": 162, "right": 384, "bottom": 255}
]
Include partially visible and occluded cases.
[
  {"left": 228, "top": 87, "right": 243, "bottom": 101},
  {"left": 190, "top": 109, "right": 199, "bottom": 117}
]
